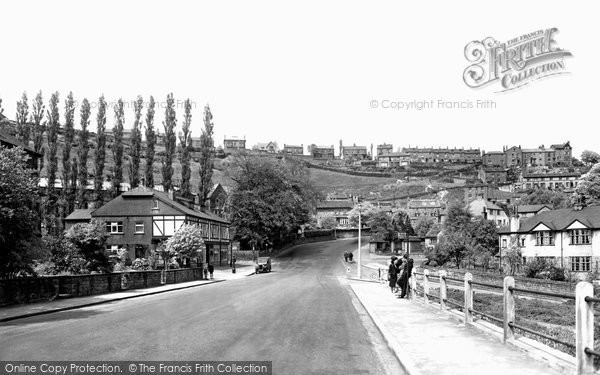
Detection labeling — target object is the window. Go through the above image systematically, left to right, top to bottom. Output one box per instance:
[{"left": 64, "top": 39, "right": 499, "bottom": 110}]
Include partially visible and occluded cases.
[
  {"left": 152, "top": 199, "right": 159, "bottom": 209},
  {"left": 106, "top": 221, "right": 123, "bottom": 234},
  {"left": 135, "top": 222, "right": 144, "bottom": 234},
  {"left": 570, "top": 229, "right": 591, "bottom": 245},
  {"left": 535, "top": 231, "right": 554, "bottom": 246},
  {"left": 520, "top": 237, "right": 526, "bottom": 247},
  {"left": 501, "top": 238, "right": 507, "bottom": 248},
  {"left": 106, "top": 245, "right": 124, "bottom": 255},
  {"left": 571, "top": 256, "right": 591, "bottom": 272}
]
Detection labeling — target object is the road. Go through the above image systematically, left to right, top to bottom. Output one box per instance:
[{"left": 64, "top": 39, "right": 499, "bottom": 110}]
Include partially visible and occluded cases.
[{"left": 0, "top": 239, "right": 404, "bottom": 375}]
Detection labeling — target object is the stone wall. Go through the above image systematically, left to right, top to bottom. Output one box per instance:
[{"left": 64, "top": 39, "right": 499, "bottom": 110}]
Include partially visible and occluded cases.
[{"left": 0, "top": 268, "right": 205, "bottom": 306}]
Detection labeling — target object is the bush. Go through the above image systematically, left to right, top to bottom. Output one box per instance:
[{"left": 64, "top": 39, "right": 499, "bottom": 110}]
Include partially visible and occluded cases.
[
  {"left": 131, "top": 258, "right": 151, "bottom": 271},
  {"left": 524, "top": 258, "right": 567, "bottom": 281}
]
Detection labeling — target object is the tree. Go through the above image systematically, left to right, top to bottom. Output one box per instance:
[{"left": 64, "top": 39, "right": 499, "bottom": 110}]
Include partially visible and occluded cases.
[
  {"left": 31, "top": 91, "right": 45, "bottom": 170},
  {"left": 16, "top": 92, "right": 30, "bottom": 145},
  {"left": 45, "top": 92, "right": 60, "bottom": 233},
  {"left": 62, "top": 92, "right": 76, "bottom": 214},
  {"left": 161, "top": 93, "right": 177, "bottom": 191},
  {"left": 94, "top": 95, "right": 107, "bottom": 206},
  {"left": 129, "top": 96, "right": 143, "bottom": 188},
  {"left": 144, "top": 96, "right": 156, "bottom": 188},
  {"left": 77, "top": 98, "right": 91, "bottom": 208},
  {"left": 112, "top": 98, "right": 125, "bottom": 197},
  {"left": 179, "top": 99, "right": 193, "bottom": 198},
  {"left": 198, "top": 104, "right": 215, "bottom": 207},
  {"left": 0, "top": 147, "right": 44, "bottom": 278},
  {"left": 581, "top": 150, "right": 600, "bottom": 166},
  {"left": 229, "top": 155, "right": 312, "bottom": 249},
  {"left": 572, "top": 163, "right": 600, "bottom": 208},
  {"left": 520, "top": 188, "right": 572, "bottom": 209},
  {"left": 348, "top": 202, "right": 378, "bottom": 227},
  {"left": 392, "top": 209, "right": 415, "bottom": 236},
  {"left": 368, "top": 211, "right": 395, "bottom": 242},
  {"left": 319, "top": 216, "right": 338, "bottom": 229},
  {"left": 414, "top": 217, "right": 436, "bottom": 238},
  {"left": 467, "top": 217, "right": 499, "bottom": 268},
  {"left": 64, "top": 219, "right": 110, "bottom": 272},
  {"left": 163, "top": 223, "right": 205, "bottom": 268},
  {"left": 42, "top": 234, "right": 86, "bottom": 275},
  {"left": 502, "top": 238, "right": 522, "bottom": 276}
]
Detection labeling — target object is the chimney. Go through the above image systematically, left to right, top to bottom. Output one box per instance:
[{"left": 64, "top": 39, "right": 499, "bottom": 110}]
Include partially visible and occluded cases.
[
  {"left": 168, "top": 189, "right": 174, "bottom": 201},
  {"left": 509, "top": 215, "right": 520, "bottom": 233}
]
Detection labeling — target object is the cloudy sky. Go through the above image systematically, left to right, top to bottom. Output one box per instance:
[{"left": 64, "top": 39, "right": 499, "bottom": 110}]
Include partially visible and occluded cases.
[{"left": 0, "top": 0, "right": 597, "bottom": 157}]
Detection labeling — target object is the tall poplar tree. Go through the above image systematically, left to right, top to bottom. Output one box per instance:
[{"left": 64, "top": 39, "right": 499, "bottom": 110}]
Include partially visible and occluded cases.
[
  {"left": 31, "top": 91, "right": 46, "bottom": 170},
  {"left": 16, "top": 92, "right": 30, "bottom": 145},
  {"left": 45, "top": 92, "right": 60, "bottom": 233},
  {"left": 62, "top": 92, "right": 76, "bottom": 213},
  {"left": 161, "top": 93, "right": 177, "bottom": 192},
  {"left": 94, "top": 95, "right": 107, "bottom": 206},
  {"left": 130, "top": 96, "right": 143, "bottom": 188},
  {"left": 144, "top": 96, "right": 156, "bottom": 188},
  {"left": 77, "top": 98, "right": 91, "bottom": 208},
  {"left": 112, "top": 98, "right": 125, "bottom": 197},
  {"left": 179, "top": 99, "right": 193, "bottom": 198},
  {"left": 198, "top": 104, "right": 215, "bottom": 208}
]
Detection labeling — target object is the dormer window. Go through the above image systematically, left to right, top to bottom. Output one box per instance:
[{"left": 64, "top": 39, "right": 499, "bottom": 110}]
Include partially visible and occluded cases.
[{"left": 152, "top": 199, "right": 159, "bottom": 209}]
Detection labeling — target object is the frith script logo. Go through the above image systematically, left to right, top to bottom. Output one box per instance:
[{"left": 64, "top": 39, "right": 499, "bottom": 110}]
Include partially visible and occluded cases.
[{"left": 463, "top": 28, "right": 572, "bottom": 92}]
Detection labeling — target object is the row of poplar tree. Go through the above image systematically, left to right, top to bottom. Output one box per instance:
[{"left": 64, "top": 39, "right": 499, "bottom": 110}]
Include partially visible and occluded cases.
[{"left": 1, "top": 92, "right": 215, "bottom": 233}]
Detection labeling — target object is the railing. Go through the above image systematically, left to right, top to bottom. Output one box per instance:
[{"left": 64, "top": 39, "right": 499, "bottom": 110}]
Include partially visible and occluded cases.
[{"left": 410, "top": 268, "right": 599, "bottom": 375}]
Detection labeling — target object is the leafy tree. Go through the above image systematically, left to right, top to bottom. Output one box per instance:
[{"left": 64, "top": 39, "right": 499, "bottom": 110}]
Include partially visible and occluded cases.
[
  {"left": 31, "top": 91, "right": 45, "bottom": 170},
  {"left": 16, "top": 92, "right": 30, "bottom": 145},
  {"left": 45, "top": 92, "right": 60, "bottom": 232},
  {"left": 62, "top": 92, "right": 76, "bottom": 214},
  {"left": 161, "top": 93, "right": 177, "bottom": 191},
  {"left": 94, "top": 95, "right": 107, "bottom": 206},
  {"left": 130, "top": 96, "right": 143, "bottom": 188},
  {"left": 144, "top": 96, "right": 156, "bottom": 188},
  {"left": 77, "top": 98, "right": 91, "bottom": 208},
  {"left": 112, "top": 98, "right": 125, "bottom": 197},
  {"left": 179, "top": 99, "right": 193, "bottom": 198},
  {"left": 198, "top": 104, "right": 215, "bottom": 207},
  {"left": 0, "top": 147, "right": 44, "bottom": 278},
  {"left": 581, "top": 150, "right": 600, "bottom": 166},
  {"left": 229, "top": 155, "right": 312, "bottom": 249},
  {"left": 69, "top": 158, "right": 78, "bottom": 212},
  {"left": 572, "top": 163, "right": 600, "bottom": 208},
  {"left": 520, "top": 188, "right": 572, "bottom": 209},
  {"left": 348, "top": 202, "right": 378, "bottom": 227},
  {"left": 392, "top": 209, "right": 415, "bottom": 236},
  {"left": 368, "top": 211, "right": 395, "bottom": 242},
  {"left": 319, "top": 216, "right": 338, "bottom": 229},
  {"left": 414, "top": 216, "right": 436, "bottom": 238},
  {"left": 64, "top": 219, "right": 110, "bottom": 272},
  {"left": 162, "top": 223, "right": 205, "bottom": 267},
  {"left": 435, "top": 230, "right": 470, "bottom": 268},
  {"left": 42, "top": 234, "right": 86, "bottom": 275},
  {"left": 502, "top": 238, "right": 522, "bottom": 276}
]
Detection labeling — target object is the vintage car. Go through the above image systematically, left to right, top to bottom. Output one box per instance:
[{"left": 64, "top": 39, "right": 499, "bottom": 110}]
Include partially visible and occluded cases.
[{"left": 255, "top": 257, "right": 272, "bottom": 273}]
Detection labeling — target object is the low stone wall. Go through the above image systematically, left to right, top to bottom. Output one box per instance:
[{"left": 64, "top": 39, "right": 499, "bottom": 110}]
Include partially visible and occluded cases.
[
  {"left": 335, "top": 228, "right": 371, "bottom": 239},
  {"left": 0, "top": 267, "right": 205, "bottom": 306}
]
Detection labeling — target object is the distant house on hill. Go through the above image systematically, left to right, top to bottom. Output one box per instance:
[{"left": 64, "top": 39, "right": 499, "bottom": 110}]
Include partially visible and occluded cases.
[
  {"left": 0, "top": 128, "right": 42, "bottom": 170},
  {"left": 224, "top": 136, "right": 246, "bottom": 154},
  {"left": 253, "top": 141, "right": 278, "bottom": 153},
  {"left": 283, "top": 144, "right": 304, "bottom": 155},
  {"left": 311, "top": 145, "right": 335, "bottom": 160},
  {"left": 467, "top": 197, "right": 509, "bottom": 227},
  {"left": 407, "top": 198, "right": 444, "bottom": 224},
  {"left": 316, "top": 200, "right": 355, "bottom": 227}
]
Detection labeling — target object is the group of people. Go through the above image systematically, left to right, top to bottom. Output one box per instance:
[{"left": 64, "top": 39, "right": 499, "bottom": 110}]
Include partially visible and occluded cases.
[
  {"left": 343, "top": 251, "right": 354, "bottom": 262},
  {"left": 387, "top": 254, "right": 413, "bottom": 298}
]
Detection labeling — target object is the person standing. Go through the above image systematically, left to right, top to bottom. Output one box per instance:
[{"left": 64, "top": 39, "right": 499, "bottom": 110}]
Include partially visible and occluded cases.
[
  {"left": 344, "top": 251, "right": 349, "bottom": 262},
  {"left": 348, "top": 251, "right": 353, "bottom": 262},
  {"left": 400, "top": 254, "right": 414, "bottom": 298},
  {"left": 388, "top": 257, "right": 398, "bottom": 293},
  {"left": 208, "top": 263, "right": 214, "bottom": 279}
]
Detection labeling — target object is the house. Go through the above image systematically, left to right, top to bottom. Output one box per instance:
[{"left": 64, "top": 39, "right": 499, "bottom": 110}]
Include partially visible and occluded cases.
[
  {"left": 0, "top": 128, "right": 42, "bottom": 170},
  {"left": 223, "top": 136, "right": 246, "bottom": 154},
  {"left": 253, "top": 141, "right": 278, "bottom": 153},
  {"left": 550, "top": 142, "right": 572, "bottom": 166},
  {"left": 482, "top": 143, "right": 572, "bottom": 168},
  {"left": 283, "top": 144, "right": 304, "bottom": 155},
  {"left": 343, "top": 144, "right": 369, "bottom": 161},
  {"left": 377, "top": 144, "right": 393, "bottom": 156},
  {"left": 311, "top": 145, "right": 335, "bottom": 160},
  {"left": 401, "top": 146, "right": 481, "bottom": 164},
  {"left": 521, "top": 147, "right": 556, "bottom": 167},
  {"left": 482, "top": 151, "right": 505, "bottom": 167},
  {"left": 377, "top": 152, "right": 411, "bottom": 168},
  {"left": 479, "top": 167, "right": 508, "bottom": 184},
  {"left": 520, "top": 170, "right": 581, "bottom": 191},
  {"left": 205, "top": 183, "right": 229, "bottom": 220},
  {"left": 91, "top": 186, "right": 231, "bottom": 266},
  {"left": 467, "top": 197, "right": 509, "bottom": 227},
  {"left": 407, "top": 198, "right": 444, "bottom": 224},
  {"left": 316, "top": 200, "right": 355, "bottom": 227},
  {"left": 516, "top": 204, "right": 552, "bottom": 220},
  {"left": 498, "top": 206, "right": 600, "bottom": 278},
  {"left": 64, "top": 209, "right": 94, "bottom": 230},
  {"left": 424, "top": 225, "right": 442, "bottom": 250}
]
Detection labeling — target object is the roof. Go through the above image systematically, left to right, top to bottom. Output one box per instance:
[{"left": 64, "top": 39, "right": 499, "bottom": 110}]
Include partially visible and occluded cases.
[
  {"left": 0, "top": 128, "right": 40, "bottom": 155},
  {"left": 551, "top": 142, "right": 570, "bottom": 150},
  {"left": 284, "top": 144, "right": 302, "bottom": 148},
  {"left": 344, "top": 146, "right": 367, "bottom": 151},
  {"left": 521, "top": 148, "right": 555, "bottom": 153},
  {"left": 484, "top": 151, "right": 504, "bottom": 155},
  {"left": 523, "top": 171, "right": 581, "bottom": 178},
  {"left": 408, "top": 199, "right": 442, "bottom": 209},
  {"left": 316, "top": 200, "right": 354, "bottom": 209},
  {"left": 483, "top": 200, "right": 503, "bottom": 210},
  {"left": 517, "top": 204, "right": 551, "bottom": 214},
  {"left": 501, "top": 206, "right": 600, "bottom": 233},
  {"left": 65, "top": 209, "right": 94, "bottom": 221},
  {"left": 425, "top": 225, "right": 441, "bottom": 238}
]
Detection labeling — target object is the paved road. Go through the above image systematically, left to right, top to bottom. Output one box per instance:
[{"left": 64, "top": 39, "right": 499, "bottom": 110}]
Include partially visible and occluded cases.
[{"left": 0, "top": 239, "right": 403, "bottom": 375}]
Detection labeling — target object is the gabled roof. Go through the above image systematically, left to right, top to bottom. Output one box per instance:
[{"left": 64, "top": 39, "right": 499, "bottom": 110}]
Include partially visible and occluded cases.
[
  {"left": 0, "top": 128, "right": 40, "bottom": 155},
  {"left": 551, "top": 142, "right": 571, "bottom": 150},
  {"left": 316, "top": 200, "right": 354, "bottom": 209},
  {"left": 517, "top": 204, "right": 551, "bottom": 214},
  {"left": 505, "top": 206, "right": 600, "bottom": 233},
  {"left": 65, "top": 208, "right": 94, "bottom": 221},
  {"left": 425, "top": 225, "right": 441, "bottom": 238}
]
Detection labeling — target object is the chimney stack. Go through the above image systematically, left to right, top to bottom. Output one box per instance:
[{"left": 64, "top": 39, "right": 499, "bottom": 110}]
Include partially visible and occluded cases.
[{"left": 168, "top": 189, "right": 174, "bottom": 201}]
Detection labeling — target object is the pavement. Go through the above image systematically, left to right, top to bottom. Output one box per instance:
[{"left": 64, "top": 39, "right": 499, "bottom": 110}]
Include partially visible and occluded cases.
[{"left": 0, "top": 263, "right": 256, "bottom": 323}]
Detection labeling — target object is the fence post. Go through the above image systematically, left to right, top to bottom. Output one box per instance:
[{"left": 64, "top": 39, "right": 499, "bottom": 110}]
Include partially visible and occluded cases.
[
  {"left": 410, "top": 269, "right": 417, "bottom": 300},
  {"left": 423, "top": 269, "right": 430, "bottom": 304},
  {"left": 439, "top": 270, "right": 447, "bottom": 311},
  {"left": 464, "top": 272, "right": 473, "bottom": 324},
  {"left": 503, "top": 276, "right": 515, "bottom": 343},
  {"left": 576, "top": 281, "right": 594, "bottom": 375}
]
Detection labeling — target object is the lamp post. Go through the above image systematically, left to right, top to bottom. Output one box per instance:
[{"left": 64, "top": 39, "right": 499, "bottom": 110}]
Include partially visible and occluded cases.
[{"left": 357, "top": 204, "right": 362, "bottom": 279}]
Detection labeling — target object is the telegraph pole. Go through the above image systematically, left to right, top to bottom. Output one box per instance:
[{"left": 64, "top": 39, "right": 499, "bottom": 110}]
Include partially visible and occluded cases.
[{"left": 357, "top": 204, "right": 362, "bottom": 279}]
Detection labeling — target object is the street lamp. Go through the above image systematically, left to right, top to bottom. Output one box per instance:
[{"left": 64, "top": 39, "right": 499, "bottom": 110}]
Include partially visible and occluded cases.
[{"left": 357, "top": 203, "right": 362, "bottom": 279}]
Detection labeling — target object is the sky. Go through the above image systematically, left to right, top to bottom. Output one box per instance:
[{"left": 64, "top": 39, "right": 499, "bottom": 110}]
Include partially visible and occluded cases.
[{"left": 0, "top": 0, "right": 597, "bottom": 157}]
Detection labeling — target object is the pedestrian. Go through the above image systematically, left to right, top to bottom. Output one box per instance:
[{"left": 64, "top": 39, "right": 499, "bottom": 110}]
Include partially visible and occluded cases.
[
  {"left": 344, "top": 251, "right": 349, "bottom": 262},
  {"left": 348, "top": 252, "right": 353, "bottom": 262},
  {"left": 400, "top": 254, "right": 414, "bottom": 298},
  {"left": 388, "top": 257, "right": 398, "bottom": 293},
  {"left": 394, "top": 258, "right": 403, "bottom": 293},
  {"left": 203, "top": 263, "right": 209, "bottom": 279},
  {"left": 208, "top": 263, "right": 214, "bottom": 279}
]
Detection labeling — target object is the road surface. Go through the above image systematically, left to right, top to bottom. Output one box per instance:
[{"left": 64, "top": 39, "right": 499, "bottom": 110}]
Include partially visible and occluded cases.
[{"left": 0, "top": 239, "right": 404, "bottom": 375}]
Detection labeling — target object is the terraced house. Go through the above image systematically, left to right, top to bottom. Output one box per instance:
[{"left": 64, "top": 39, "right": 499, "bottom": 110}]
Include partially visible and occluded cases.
[
  {"left": 89, "top": 186, "right": 231, "bottom": 266},
  {"left": 498, "top": 206, "right": 600, "bottom": 278}
]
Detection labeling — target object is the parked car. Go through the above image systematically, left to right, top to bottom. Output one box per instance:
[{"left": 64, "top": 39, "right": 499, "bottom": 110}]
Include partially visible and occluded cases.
[{"left": 255, "top": 257, "right": 272, "bottom": 273}]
